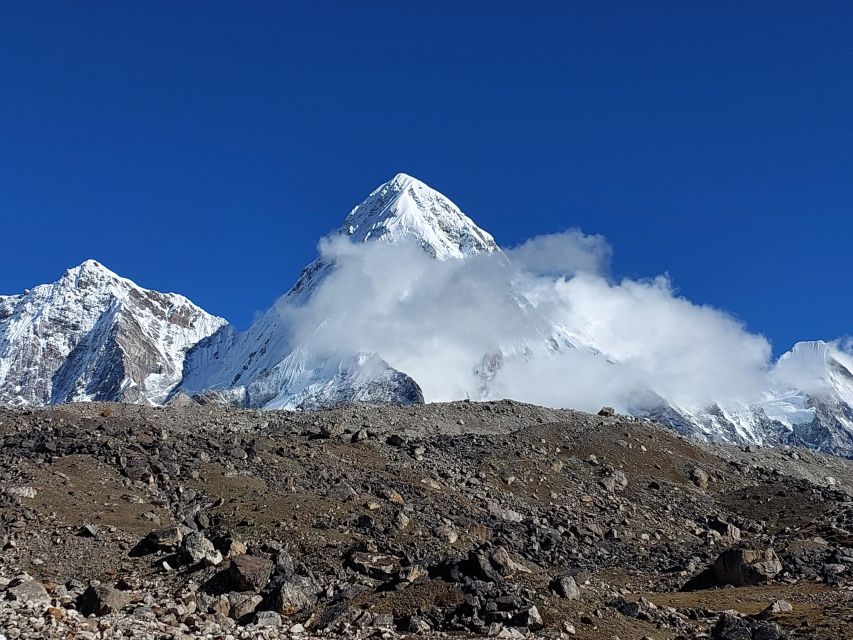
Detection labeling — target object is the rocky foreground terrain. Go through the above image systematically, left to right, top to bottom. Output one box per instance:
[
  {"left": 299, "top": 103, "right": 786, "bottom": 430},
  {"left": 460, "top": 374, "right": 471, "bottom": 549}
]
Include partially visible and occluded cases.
[{"left": 1, "top": 401, "right": 852, "bottom": 639}]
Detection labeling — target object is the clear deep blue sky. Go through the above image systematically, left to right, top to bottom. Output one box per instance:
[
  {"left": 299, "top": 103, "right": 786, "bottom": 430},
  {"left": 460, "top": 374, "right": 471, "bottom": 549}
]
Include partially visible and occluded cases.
[{"left": 1, "top": 2, "right": 850, "bottom": 353}]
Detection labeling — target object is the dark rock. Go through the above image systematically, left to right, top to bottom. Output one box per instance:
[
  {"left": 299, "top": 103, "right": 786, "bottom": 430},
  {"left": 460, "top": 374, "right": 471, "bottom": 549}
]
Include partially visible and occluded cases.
[{"left": 229, "top": 554, "right": 273, "bottom": 592}]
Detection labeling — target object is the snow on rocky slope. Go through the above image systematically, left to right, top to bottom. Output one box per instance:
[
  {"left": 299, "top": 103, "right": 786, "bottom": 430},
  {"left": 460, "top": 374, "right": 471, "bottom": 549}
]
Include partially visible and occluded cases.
[
  {"left": 176, "top": 172, "right": 853, "bottom": 456},
  {"left": 179, "top": 173, "right": 548, "bottom": 409},
  {"left": 0, "top": 260, "right": 226, "bottom": 406},
  {"left": 630, "top": 340, "right": 853, "bottom": 458}
]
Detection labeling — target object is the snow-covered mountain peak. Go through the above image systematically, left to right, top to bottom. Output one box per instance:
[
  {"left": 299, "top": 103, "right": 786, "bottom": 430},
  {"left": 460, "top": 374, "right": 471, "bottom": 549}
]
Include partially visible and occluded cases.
[
  {"left": 335, "top": 173, "right": 500, "bottom": 259},
  {"left": 56, "top": 259, "right": 126, "bottom": 291},
  {"left": 0, "top": 261, "right": 227, "bottom": 407},
  {"left": 774, "top": 340, "right": 851, "bottom": 388}
]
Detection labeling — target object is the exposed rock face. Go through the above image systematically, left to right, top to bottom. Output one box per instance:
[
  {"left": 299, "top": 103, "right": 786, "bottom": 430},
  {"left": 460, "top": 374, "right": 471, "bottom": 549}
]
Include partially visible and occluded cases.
[{"left": 0, "top": 260, "right": 226, "bottom": 406}]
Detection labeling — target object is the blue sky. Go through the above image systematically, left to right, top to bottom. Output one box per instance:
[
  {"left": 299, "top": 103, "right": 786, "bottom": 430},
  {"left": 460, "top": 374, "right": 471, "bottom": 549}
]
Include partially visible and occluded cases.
[{"left": 1, "top": 1, "right": 850, "bottom": 354}]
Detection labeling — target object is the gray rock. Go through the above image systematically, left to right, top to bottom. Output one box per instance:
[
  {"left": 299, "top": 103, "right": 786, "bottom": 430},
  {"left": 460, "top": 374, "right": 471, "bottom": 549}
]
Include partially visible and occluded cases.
[
  {"left": 690, "top": 468, "right": 710, "bottom": 490},
  {"left": 147, "top": 526, "right": 183, "bottom": 549},
  {"left": 182, "top": 531, "right": 223, "bottom": 566},
  {"left": 713, "top": 547, "right": 782, "bottom": 586},
  {"left": 552, "top": 574, "right": 580, "bottom": 599},
  {"left": 274, "top": 576, "right": 317, "bottom": 617},
  {"left": 6, "top": 577, "right": 50, "bottom": 608},
  {"left": 77, "top": 584, "right": 130, "bottom": 616},
  {"left": 228, "top": 591, "right": 262, "bottom": 620},
  {"left": 255, "top": 610, "right": 282, "bottom": 627}
]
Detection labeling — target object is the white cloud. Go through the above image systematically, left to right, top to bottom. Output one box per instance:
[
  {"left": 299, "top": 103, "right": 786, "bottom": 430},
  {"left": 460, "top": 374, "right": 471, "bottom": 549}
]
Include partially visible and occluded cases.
[
  {"left": 505, "top": 229, "right": 612, "bottom": 277},
  {"left": 282, "top": 230, "right": 773, "bottom": 414}
]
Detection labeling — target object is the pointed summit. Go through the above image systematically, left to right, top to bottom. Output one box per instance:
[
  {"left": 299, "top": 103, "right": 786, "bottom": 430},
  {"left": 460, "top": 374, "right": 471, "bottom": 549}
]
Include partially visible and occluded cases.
[
  {"left": 336, "top": 173, "right": 500, "bottom": 259},
  {"left": 62, "top": 259, "right": 121, "bottom": 284}
]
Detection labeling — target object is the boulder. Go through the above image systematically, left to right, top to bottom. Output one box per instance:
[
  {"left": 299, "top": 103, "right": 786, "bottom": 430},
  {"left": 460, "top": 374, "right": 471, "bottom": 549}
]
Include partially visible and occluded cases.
[
  {"left": 690, "top": 468, "right": 710, "bottom": 490},
  {"left": 147, "top": 526, "right": 183, "bottom": 550},
  {"left": 182, "top": 531, "right": 223, "bottom": 566},
  {"left": 713, "top": 547, "right": 782, "bottom": 586},
  {"left": 349, "top": 551, "right": 401, "bottom": 578},
  {"left": 228, "top": 554, "right": 273, "bottom": 592},
  {"left": 551, "top": 574, "right": 580, "bottom": 599},
  {"left": 274, "top": 576, "right": 317, "bottom": 617},
  {"left": 6, "top": 577, "right": 50, "bottom": 608},
  {"left": 77, "top": 584, "right": 131, "bottom": 616},
  {"left": 228, "top": 591, "right": 263, "bottom": 620},
  {"left": 512, "top": 605, "right": 544, "bottom": 630},
  {"left": 255, "top": 610, "right": 283, "bottom": 627},
  {"left": 711, "top": 612, "right": 784, "bottom": 640}
]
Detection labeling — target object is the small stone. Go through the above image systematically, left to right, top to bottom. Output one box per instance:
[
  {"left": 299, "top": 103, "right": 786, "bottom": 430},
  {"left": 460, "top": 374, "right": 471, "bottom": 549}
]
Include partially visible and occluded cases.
[{"left": 255, "top": 610, "right": 282, "bottom": 627}]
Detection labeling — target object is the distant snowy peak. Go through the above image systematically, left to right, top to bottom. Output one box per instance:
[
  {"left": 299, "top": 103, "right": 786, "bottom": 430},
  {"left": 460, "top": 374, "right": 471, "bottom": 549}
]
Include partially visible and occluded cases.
[
  {"left": 285, "top": 173, "right": 501, "bottom": 304},
  {"left": 337, "top": 173, "right": 500, "bottom": 259},
  {"left": 0, "top": 260, "right": 226, "bottom": 406},
  {"left": 772, "top": 340, "right": 853, "bottom": 404}
]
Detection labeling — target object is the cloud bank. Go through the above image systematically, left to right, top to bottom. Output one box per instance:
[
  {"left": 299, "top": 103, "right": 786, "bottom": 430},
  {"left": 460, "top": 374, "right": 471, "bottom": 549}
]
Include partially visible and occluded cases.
[{"left": 282, "top": 229, "right": 774, "bottom": 413}]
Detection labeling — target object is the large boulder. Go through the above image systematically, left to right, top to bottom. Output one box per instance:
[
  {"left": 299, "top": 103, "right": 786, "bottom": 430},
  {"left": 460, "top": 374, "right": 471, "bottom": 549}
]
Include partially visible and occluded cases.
[
  {"left": 713, "top": 547, "right": 782, "bottom": 586},
  {"left": 228, "top": 554, "right": 273, "bottom": 592},
  {"left": 274, "top": 576, "right": 317, "bottom": 617},
  {"left": 6, "top": 577, "right": 50, "bottom": 609},
  {"left": 77, "top": 584, "right": 131, "bottom": 616},
  {"left": 228, "top": 591, "right": 263, "bottom": 620},
  {"left": 711, "top": 612, "right": 784, "bottom": 639}
]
